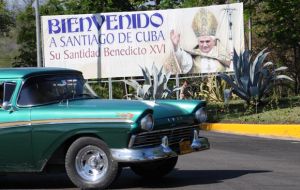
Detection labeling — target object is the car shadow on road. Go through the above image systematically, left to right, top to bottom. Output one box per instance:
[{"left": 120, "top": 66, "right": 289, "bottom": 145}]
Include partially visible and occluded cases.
[
  {"left": 111, "top": 168, "right": 271, "bottom": 189},
  {"left": 0, "top": 169, "right": 271, "bottom": 189},
  {"left": 0, "top": 173, "right": 74, "bottom": 189}
]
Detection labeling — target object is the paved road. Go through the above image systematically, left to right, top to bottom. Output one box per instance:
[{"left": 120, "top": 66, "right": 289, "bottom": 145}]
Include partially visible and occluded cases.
[{"left": 1, "top": 131, "right": 300, "bottom": 190}]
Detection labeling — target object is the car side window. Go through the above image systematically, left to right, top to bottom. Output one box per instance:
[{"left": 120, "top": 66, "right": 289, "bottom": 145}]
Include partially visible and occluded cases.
[
  {"left": 17, "top": 74, "right": 90, "bottom": 106},
  {"left": 18, "top": 76, "right": 62, "bottom": 106},
  {"left": 0, "top": 82, "right": 17, "bottom": 107},
  {"left": 0, "top": 84, "right": 3, "bottom": 106}
]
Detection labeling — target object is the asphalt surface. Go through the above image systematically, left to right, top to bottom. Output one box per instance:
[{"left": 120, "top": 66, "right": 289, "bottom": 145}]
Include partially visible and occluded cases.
[{"left": 1, "top": 131, "right": 300, "bottom": 190}]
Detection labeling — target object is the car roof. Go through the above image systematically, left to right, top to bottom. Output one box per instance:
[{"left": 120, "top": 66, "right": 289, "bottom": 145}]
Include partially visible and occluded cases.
[{"left": 0, "top": 67, "right": 82, "bottom": 79}]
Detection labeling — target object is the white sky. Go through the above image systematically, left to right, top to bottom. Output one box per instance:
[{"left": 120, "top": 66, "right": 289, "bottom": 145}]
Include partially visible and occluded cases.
[{"left": 6, "top": 0, "right": 47, "bottom": 10}]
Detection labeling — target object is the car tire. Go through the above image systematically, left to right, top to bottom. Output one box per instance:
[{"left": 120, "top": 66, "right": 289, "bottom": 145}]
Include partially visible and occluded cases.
[
  {"left": 65, "top": 137, "right": 118, "bottom": 189},
  {"left": 130, "top": 156, "right": 178, "bottom": 178}
]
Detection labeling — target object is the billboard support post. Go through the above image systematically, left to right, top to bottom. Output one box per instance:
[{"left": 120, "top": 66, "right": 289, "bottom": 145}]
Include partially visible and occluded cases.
[
  {"left": 35, "top": 0, "right": 42, "bottom": 67},
  {"left": 248, "top": 6, "right": 252, "bottom": 51},
  {"left": 176, "top": 74, "right": 180, "bottom": 100},
  {"left": 109, "top": 78, "right": 113, "bottom": 99}
]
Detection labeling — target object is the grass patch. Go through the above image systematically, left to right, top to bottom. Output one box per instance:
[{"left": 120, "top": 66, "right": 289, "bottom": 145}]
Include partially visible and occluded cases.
[{"left": 206, "top": 96, "right": 300, "bottom": 124}]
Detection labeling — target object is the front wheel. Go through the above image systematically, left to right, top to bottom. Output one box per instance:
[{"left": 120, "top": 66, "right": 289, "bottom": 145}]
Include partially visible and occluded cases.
[
  {"left": 65, "top": 137, "right": 118, "bottom": 189},
  {"left": 130, "top": 156, "right": 178, "bottom": 178}
]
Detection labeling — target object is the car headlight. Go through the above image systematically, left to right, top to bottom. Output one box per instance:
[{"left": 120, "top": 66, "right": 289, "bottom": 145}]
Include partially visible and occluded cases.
[
  {"left": 195, "top": 108, "right": 207, "bottom": 123},
  {"left": 141, "top": 114, "right": 154, "bottom": 131}
]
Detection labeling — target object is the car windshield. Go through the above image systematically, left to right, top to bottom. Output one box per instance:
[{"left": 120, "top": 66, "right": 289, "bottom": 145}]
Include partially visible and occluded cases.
[{"left": 18, "top": 74, "right": 98, "bottom": 106}]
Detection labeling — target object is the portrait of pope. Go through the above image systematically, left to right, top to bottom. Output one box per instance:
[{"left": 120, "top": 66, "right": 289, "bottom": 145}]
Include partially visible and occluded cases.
[{"left": 164, "top": 8, "right": 231, "bottom": 74}]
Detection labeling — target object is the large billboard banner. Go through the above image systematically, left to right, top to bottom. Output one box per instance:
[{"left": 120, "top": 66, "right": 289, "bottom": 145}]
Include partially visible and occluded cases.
[{"left": 42, "top": 3, "right": 244, "bottom": 79}]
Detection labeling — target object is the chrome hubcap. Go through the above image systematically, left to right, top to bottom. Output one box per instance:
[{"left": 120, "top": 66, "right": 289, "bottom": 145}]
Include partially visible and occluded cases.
[{"left": 75, "top": 145, "right": 108, "bottom": 182}]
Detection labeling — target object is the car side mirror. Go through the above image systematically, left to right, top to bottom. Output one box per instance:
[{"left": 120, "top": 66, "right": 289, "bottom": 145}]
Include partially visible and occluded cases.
[{"left": 2, "top": 101, "right": 15, "bottom": 111}]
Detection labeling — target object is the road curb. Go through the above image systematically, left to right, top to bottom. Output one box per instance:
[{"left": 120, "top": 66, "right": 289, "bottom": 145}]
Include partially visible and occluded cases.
[{"left": 200, "top": 123, "right": 300, "bottom": 140}]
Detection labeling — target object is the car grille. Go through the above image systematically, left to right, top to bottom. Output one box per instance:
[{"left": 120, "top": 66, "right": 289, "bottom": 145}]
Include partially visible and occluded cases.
[{"left": 130, "top": 125, "right": 198, "bottom": 148}]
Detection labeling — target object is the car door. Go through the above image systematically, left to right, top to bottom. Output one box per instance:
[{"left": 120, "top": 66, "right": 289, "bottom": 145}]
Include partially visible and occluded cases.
[{"left": 0, "top": 80, "right": 32, "bottom": 172}]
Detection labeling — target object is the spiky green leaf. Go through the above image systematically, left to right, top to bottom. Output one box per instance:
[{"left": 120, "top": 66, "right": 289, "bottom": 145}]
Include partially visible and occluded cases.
[
  {"left": 263, "top": 61, "right": 273, "bottom": 68},
  {"left": 274, "top": 66, "right": 288, "bottom": 72},
  {"left": 274, "top": 75, "right": 294, "bottom": 81},
  {"left": 124, "top": 79, "right": 140, "bottom": 90}
]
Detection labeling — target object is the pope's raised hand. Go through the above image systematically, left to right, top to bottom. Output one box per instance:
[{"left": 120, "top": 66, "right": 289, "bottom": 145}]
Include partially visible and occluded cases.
[{"left": 170, "top": 30, "right": 180, "bottom": 51}]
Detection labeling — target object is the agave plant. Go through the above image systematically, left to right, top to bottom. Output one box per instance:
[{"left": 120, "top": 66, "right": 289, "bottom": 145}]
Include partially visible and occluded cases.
[
  {"left": 218, "top": 48, "right": 293, "bottom": 105},
  {"left": 124, "top": 64, "right": 180, "bottom": 100}
]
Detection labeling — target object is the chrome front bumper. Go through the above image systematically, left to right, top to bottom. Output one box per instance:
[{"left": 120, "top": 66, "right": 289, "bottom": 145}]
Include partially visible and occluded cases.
[{"left": 111, "top": 130, "right": 209, "bottom": 162}]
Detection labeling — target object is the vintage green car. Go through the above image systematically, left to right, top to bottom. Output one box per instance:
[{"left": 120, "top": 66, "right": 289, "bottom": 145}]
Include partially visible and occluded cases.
[{"left": 0, "top": 67, "right": 209, "bottom": 189}]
